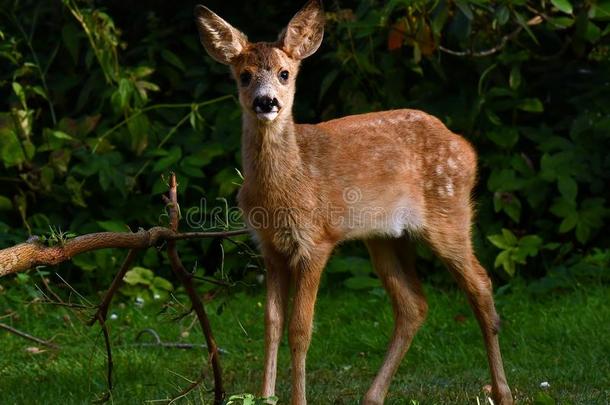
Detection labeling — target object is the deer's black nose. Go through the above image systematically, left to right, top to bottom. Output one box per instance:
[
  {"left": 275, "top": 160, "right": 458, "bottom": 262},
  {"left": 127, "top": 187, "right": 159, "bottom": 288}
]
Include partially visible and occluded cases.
[{"left": 253, "top": 96, "right": 279, "bottom": 113}]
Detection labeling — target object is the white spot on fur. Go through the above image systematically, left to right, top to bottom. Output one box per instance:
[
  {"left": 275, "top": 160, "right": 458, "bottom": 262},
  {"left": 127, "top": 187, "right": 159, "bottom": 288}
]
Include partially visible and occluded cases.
[
  {"left": 447, "top": 157, "right": 458, "bottom": 170},
  {"left": 435, "top": 165, "right": 444, "bottom": 175},
  {"left": 446, "top": 180, "right": 454, "bottom": 197}
]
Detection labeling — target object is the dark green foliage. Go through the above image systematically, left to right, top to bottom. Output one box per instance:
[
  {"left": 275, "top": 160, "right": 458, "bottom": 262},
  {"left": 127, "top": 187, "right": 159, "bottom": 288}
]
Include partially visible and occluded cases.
[{"left": 0, "top": 0, "right": 608, "bottom": 291}]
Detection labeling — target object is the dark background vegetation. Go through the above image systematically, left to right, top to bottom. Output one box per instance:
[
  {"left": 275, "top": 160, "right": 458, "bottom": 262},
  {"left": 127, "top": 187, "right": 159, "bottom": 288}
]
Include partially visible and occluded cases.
[{"left": 1, "top": 0, "right": 609, "bottom": 300}]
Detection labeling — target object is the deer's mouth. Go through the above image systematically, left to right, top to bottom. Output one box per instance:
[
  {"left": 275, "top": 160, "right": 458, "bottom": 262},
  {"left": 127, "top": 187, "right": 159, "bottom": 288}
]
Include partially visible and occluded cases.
[
  {"left": 253, "top": 97, "right": 281, "bottom": 122},
  {"left": 255, "top": 109, "right": 280, "bottom": 122}
]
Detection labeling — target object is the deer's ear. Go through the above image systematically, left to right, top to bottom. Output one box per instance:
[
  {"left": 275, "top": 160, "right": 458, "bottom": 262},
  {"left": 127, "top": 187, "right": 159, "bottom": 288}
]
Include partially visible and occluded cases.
[
  {"left": 279, "top": 0, "right": 325, "bottom": 60},
  {"left": 194, "top": 5, "right": 248, "bottom": 65}
]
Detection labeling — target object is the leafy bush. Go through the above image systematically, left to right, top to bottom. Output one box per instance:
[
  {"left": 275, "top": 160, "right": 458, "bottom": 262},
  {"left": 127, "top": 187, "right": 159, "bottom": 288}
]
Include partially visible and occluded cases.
[{"left": 1, "top": 0, "right": 608, "bottom": 291}]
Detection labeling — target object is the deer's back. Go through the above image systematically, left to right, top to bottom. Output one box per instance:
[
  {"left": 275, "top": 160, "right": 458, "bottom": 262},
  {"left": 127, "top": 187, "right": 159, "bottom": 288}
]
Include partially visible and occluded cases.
[{"left": 295, "top": 109, "right": 478, "bottom": 240}]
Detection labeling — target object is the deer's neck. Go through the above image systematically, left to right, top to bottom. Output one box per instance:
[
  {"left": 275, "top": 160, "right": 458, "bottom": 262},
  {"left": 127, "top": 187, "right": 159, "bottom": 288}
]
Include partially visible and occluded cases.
[{"left": 241, "top": 114, "right": 302, "bottom": 190}]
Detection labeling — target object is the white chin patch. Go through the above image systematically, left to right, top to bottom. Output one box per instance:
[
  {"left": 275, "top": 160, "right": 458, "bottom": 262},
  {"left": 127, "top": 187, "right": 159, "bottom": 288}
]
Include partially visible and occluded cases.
[{"left": 256, "top": 111, "right": 279, "bottom": 122}]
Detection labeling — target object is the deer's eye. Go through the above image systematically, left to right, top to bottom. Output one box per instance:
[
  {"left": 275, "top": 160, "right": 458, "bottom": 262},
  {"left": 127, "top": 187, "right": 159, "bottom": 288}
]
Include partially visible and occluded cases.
[
  {"left": 279, "top": 70, "right": 289, "bottom": 83},
  {"left": 240, "top": 71, "right": 252, "bottom": 86}
]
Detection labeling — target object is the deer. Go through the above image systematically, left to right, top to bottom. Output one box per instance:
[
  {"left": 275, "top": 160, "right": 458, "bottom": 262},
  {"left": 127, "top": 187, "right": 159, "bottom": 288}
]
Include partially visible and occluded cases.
[{"left": 194, "top": 1, "right": 513, "bottom": 404}]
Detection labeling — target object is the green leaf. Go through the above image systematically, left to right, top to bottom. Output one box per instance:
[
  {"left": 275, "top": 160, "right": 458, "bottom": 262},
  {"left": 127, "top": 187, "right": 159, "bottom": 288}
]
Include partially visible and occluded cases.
[
  {"left": 455, "top": 0, "right": 473, "bottom": 20},
  {"left": 551, "top": 0, "right": 573, "bottom": 14},
  {"left": 591, "top": 1, "right": 610, "bottom": 20},
  {"left": 496, "top": 5, "right": 510, "bottom": 25},
  {"left": 514, "top": 11, "right": 539, "bottom": 44},
  {"left": 547, "top": 17, "right": 575, "bottom": 29},
  {"left": 584, "top": 21, "right": 601, "bottom": 42},
  {"left": 61, "top": 24, "right": 80, "bottom": 63},
  {"left": 161, "top": 49, "right": 186, "bottom": 71},
  {"left": 509, "top": 65, "right": 521, "bottom": 90},
  {"left": 132, "top": 66, "right": 155, "bottom": 78},
  {"left": 112, "top": 78, "right": 132, "bottom": 111},
  {"left": 12, "top": 82, "right": 26, "bottom": 106},
  {"left": 517, "top": 98, "right": 544, "bottom": 112},
  {"left": 485, "top": 109, "right": 502, "bottom": 125},
  {"left": 127, "top": 112, "right": 149, "bottom": 155},
  {"left": 487, "top": 127, "right": 519, "bottom": 149},
  {"left": 0, "top": 128, "right": 26, "bottom": 168},
  {"left": 51, "top": 130, "right": 73, "bottom": 140},
  {"left": 153, "top": 146, "right": 182, "bottom": 172},
  {"left": 540, "top": 152, "right": 574, "bottom": 181},
  {"left": 40, "top": 166, "right": 55, "bottom": 191},
  {"left": 214, "top": 167, "right": 242, "bottom": 196},
  {"left": 487, "top": 169, "right": 522, "bottom": 192},
  {"left": 557, "top": 175, "right": 578, "bottom": 201},
  {"left": 66, "top": 176, "right": 87, "bottom": 207},
  {"left": 0, "top": 196, "right": 12, "bottom": 210},
  {"left": 550, "top": 197, "right": 576, "bottom": 218},
  {"left": 580, "top": 198, "right": 608, "bottom": 226},
  {"left": 559, "top": 213, "right": 578, "bottom": 233},
  {"left": 97, "top": 220, "right": 127, "bottom": 232},
  {"left": 575, "top": 222, "right": 591, "bottom": 244},
  {"left": 502, "top": 228, "right": 519, "bottom": 245},
  {"left": 488, "top": 234, "right": 511, "bottom": 249},
  {"left": 519, "top": 235, "right": 543, "bottom": 257},
  {"left": 493, "top": 249, "right": 511, "bottom": 273},
  {"left": 72, "top": 252, "right": 97, "bottom": 271},
  {"left": 123, "top": 266, "right": 155, "bottom": 285},
  {"left": 152, "top": 277, "right": 174, "bottom": 291}
]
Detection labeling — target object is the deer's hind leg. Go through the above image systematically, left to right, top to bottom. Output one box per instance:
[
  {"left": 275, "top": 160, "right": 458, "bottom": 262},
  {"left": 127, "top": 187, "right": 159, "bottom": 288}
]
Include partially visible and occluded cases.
[
  {"left": 423, "top": 202, "right": 513, "bottom": 405},
  {"left": 363, "top": 236, "right": 428, "bottom": 405}
]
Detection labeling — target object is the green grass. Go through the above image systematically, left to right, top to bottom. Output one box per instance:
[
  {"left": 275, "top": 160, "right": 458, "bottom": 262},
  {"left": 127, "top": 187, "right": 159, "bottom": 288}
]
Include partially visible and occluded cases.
[{"left": 0, "top": 282, "right": 608, "bottom": 404}]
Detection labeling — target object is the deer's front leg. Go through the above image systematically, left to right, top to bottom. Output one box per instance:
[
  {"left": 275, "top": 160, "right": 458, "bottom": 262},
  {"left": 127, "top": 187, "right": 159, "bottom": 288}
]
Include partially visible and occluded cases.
[
  {"left": 288, "top": 245, "right": 332, "bottom": 405},
  {"left": 261, "top": 248, "right": 291, "bottom": 398}
]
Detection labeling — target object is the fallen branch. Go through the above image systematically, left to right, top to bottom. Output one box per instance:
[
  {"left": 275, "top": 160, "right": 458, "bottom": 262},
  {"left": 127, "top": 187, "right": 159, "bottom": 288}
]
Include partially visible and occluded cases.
[{"left": 0, "top": 228, "right": 247, "bottom": 277}]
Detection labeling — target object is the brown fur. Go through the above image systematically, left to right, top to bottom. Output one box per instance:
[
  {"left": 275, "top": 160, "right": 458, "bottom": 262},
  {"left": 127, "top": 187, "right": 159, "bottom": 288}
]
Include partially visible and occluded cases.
[{"left": 195, "top": 1, "right": 513, "bottom": 404}]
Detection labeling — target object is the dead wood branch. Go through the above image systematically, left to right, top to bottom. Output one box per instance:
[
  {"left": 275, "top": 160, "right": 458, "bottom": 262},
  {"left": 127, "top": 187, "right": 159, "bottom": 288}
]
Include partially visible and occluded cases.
[{"left": 0, "top": 228, "right": 247, "bottom": 277}]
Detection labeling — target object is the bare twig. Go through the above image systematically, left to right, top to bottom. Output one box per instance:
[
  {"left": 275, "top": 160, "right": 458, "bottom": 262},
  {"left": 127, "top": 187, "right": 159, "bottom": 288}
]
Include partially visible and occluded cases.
[
  {"left": 438, "top": 15, "right": 543, "bottom": 57},
  {"left": 438, "top": 25, "right": 524, "bottom": 57},
  {"left": 166, "top": 173, "right": 224, "bottom": 405},
  {"left": 88, "top": 249, "right": 139, "bottom": 326},
  {"left": 94, "top": 313, "right": 113, "bottom": 404},
  {"left": 0, "top": 322, "right": 60, "bottom": 350}
]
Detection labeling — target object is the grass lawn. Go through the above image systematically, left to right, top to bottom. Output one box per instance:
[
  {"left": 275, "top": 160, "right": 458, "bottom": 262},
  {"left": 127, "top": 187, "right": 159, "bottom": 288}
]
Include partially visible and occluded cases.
[{"left": 0, "top": 282, "right": 608, "bottom": 404}]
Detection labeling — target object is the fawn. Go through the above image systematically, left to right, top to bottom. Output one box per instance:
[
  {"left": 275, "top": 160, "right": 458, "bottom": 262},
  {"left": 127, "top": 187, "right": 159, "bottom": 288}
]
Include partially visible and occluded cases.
[{"left": 195, "top": 1, "right": 513, "bottom": 404}]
